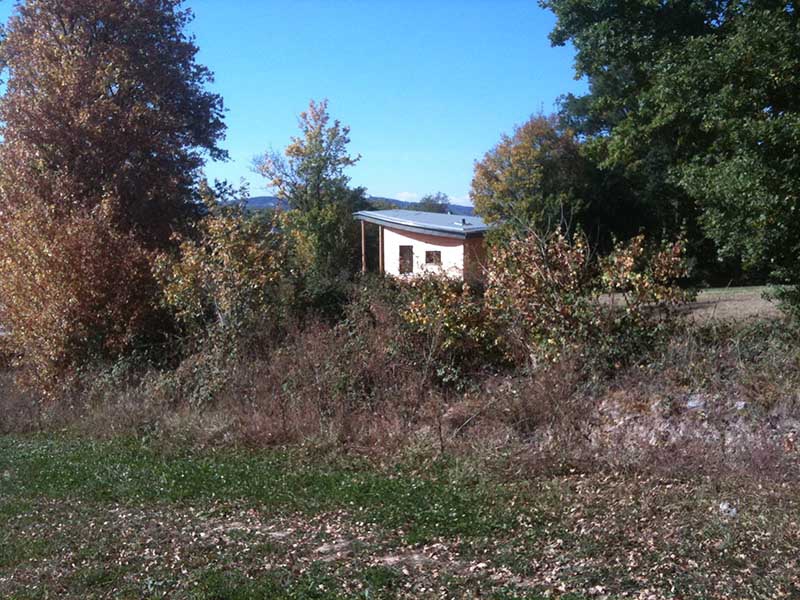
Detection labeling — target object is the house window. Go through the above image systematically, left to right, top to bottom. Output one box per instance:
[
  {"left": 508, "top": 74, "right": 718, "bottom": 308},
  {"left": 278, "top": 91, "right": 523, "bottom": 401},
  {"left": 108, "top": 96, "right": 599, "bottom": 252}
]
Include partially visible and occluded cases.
[
  {"left": 399, "top": 245, "right": 413, "bottom": 274},
  {"left": 425, "top": 251, "right": 442, "bottom": 265}
]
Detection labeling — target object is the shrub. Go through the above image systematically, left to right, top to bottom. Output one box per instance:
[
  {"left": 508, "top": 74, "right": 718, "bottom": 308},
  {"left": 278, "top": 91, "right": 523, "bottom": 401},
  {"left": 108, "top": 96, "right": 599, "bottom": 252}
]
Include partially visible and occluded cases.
[
  {"left": 282, "top": 199, "right": 362, "bottom": 318},
  {"left": 154, "top": 203, "right": 293, "bottom": 352},
  {"left": 0, "top": 204, "right": 165, "bottom": 388},
  {"left": 486, "top": 230, "right": 598, "bottom": 366},
  {"left": 487, "top": 230, "right": 692, "bottom": 369},
  {"left": 597, "top": 234, "right": 695, "bottom": 366},
  {"left": 600, "top": 234, "right": 693, "bottom": 319},
  {"left": 398, "top": 275, "right": 507, "bottom": 387},
  {"left": 232, "top": 280, "right": 428, "bottom": 448},
  {"left": 767, "top": 285, "right": 800, "bottom": 322},
  {"left": 0, "top": 368, "right": 39, "bottom": 435}
]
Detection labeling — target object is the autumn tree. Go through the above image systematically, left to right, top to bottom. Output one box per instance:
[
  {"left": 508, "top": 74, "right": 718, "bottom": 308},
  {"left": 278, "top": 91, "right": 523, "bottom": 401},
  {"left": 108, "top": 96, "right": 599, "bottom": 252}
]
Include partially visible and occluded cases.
[
  {"left": 0, "top": 0, "right": 226, "bottom": 385},
  {"left": 255, "top": 100, "right": 366, "bottom": 312},
  {"left": 472, "top": 113, "right": 685, "bottom": 252},
  {"left": 471, "top": 114, "right": 596, "bottom": 240},
  {"left": 418, "top": 192, "right": 450, "bottom": 214}
]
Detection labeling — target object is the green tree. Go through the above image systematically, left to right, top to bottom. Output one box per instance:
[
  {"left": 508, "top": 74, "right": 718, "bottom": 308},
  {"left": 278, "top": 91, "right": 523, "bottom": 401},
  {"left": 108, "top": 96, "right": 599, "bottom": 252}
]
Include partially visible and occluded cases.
[
  {"left": 0, "top": 0, "right": 226, "bottom": 385},
  {"left": 543, "top": 0, "right": 799, "bottom": 285},
  {"left": 660, "top": 7, "right": 800, "bottom": 283},
  {"left": 254, "top": 99, "right": 366, "bottom": 313},
  {"left": 255, "top": 99, "right": 361, "bottom": 213},
  {"left": 417, "top": 192, "right": 450, "bottom": 213}
]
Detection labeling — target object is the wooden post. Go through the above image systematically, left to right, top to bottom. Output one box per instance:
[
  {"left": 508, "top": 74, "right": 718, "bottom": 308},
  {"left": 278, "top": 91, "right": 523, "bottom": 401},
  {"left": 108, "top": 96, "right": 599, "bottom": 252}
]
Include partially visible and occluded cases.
[
  {"left": 360, "top": 220, "right": 366, "bottom": 273},
  {"left": 379, "top": 225, "right": 385, "bottom": 274}
]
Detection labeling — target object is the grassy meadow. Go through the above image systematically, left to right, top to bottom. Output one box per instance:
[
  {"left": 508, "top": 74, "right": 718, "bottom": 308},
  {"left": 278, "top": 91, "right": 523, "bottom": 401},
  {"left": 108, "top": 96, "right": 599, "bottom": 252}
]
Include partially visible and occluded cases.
[{"left": 1, "top": 432, "right": 799, "bottom": 599}]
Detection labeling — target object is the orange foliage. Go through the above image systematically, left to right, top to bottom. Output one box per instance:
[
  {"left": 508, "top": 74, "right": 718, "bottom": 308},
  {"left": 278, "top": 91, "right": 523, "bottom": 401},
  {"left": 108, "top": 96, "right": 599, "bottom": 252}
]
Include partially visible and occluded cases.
[
  {"left": 0, "top": 0, "right": 226, "bottom": 390},
  {"left": 0, "top": 202, "right": 162, "bottom": 385}
]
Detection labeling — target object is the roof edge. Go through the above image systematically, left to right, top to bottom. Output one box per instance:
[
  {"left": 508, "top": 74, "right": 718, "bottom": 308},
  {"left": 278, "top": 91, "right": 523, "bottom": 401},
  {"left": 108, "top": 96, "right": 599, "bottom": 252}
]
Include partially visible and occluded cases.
[{"left": 353, "top": 211, "right": 489, "bottom": 239}]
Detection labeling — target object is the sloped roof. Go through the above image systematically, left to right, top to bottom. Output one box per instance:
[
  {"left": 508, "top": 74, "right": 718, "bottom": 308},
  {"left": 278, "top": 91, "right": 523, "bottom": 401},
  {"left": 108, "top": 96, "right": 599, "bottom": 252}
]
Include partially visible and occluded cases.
[{"left": 354, "top": 209, "right": 491, "bottom": 239}]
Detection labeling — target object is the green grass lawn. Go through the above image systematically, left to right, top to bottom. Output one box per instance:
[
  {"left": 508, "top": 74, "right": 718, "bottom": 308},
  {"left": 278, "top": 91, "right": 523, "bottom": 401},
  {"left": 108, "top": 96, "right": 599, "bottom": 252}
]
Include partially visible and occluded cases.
[{"left": 1, "top": 436, "right": 798, "bottom": 599}]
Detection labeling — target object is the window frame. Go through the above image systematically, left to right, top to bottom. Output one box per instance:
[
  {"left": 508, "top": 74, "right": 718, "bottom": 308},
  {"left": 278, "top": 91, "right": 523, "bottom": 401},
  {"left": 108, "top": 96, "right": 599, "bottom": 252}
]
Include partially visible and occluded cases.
[
  {"left": 399, "top": 245, "right": 414, "bottom": 274},
  {"left": 425, "top": 250, "right": 442, "bottom": 266}
]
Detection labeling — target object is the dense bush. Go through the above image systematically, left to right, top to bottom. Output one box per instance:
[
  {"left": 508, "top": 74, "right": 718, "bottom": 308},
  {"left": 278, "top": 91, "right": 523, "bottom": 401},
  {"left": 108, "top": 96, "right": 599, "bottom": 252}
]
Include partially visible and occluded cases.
[
  {"left": 282, "top": 197, "right": 363, "bottom": 317},
  {"left": 155, "top": 201, "right": 293, "bottom": 351},
  {"left": 0, "top": 205, "right": 165, "bottom": 387},
  {"left": 486, "top": 230, "right": 597, "bottom": 365},
  {"left": 487, "top": 230, "right": 693, "bottom": 369},
  {"left": 598, "top": 234, "right": 695, "bottom": 365},
  {"left": 398, "top": 275, "right": 507, "bottom": 386},
  {"left": 768, "top": 285, "right": 800, "bottom": 323}
]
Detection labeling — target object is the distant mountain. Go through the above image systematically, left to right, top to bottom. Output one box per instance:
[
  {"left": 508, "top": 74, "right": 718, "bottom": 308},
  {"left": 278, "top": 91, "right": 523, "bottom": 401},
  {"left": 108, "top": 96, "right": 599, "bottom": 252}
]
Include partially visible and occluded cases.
[
  {"left": 243, "top": 195, "right": 475, "bottom": 216},
  {"left": 243, "top": 196, "right": 285, "bottom": 211},
  {"left": 365, "top": 196, "right": 474, "bottom": 216}
]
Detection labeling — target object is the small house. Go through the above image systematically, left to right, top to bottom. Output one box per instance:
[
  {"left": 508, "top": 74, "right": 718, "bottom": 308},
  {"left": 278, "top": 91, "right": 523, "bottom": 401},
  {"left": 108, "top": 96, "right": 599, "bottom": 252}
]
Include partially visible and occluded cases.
[{"left": 354, "top": 209, "right": 492, "bottom": 283}]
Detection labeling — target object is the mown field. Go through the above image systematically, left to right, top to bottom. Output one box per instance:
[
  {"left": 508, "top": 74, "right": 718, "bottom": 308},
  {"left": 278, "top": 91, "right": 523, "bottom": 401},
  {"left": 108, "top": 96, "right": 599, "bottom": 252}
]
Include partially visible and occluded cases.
[
  {"left": 687, "top": 286, "right": 781, "bottom": 321},
  {"left": 1, "top": 436, "right": 798, "bottom": 599}
]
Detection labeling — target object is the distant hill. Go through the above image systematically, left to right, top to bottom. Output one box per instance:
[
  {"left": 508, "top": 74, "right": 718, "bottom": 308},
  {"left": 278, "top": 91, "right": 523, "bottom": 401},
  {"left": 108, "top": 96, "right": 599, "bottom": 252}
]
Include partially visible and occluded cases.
[
  {"left": 243, "top": 195, "right": 474, "bottom": 216},
  {"left": 243, "top": 196, "right": 285, "bottom": 211},
  {"left": 365, "top": 196, "right": 474, "bottom": 216}
]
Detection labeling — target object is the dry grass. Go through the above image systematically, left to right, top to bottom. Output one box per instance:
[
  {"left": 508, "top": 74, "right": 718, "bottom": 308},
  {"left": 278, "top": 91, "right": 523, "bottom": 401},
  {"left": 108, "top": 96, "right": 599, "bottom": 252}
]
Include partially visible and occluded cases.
[
  {"left": 685, "top": 286, "right": 782, "bottom": 321},
  {"left": 3, "top": 312, "right": 799, "bottom": 483}
]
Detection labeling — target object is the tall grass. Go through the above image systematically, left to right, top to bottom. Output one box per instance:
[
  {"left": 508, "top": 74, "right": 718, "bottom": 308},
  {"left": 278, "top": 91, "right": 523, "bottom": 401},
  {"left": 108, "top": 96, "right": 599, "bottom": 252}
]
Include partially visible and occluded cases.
[{"left": 2, "top": 291, "right": 798, "bottom": 484}]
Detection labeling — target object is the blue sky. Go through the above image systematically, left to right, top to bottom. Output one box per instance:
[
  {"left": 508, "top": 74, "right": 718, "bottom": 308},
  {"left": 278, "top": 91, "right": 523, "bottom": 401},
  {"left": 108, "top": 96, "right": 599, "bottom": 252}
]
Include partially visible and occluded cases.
[{"left": 0, "top": 1, "right": 586, "bottom": 205}]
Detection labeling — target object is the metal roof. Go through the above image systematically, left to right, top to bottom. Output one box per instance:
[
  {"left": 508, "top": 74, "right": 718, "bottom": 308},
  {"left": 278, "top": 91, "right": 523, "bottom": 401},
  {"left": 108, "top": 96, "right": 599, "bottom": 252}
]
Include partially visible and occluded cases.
[{"left": 354, "top": 209, "right": 492, "bottom": 239}]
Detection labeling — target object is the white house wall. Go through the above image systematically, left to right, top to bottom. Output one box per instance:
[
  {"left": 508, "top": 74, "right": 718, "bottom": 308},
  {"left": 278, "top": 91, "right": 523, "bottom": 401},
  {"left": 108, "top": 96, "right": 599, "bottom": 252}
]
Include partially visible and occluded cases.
[{"left": 382, "top": 226, "right": 465, "bottom": 278}]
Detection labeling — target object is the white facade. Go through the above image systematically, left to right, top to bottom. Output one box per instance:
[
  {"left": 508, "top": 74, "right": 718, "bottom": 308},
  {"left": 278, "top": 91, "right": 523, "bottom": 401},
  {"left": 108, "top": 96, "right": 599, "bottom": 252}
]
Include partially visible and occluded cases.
[
  {"left": 355, "top": 210, "right": 490, "bottom": 282},
  {"left": 382, "top": 227, "right": 466, "bottom": 278}
]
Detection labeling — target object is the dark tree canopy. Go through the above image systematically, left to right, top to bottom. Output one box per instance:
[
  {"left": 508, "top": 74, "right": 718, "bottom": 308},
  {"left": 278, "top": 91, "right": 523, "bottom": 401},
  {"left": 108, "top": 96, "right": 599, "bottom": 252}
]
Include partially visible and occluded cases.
[
  {"left": 543, "top": 0, "right": 800, "bottom": 283},
  {"left": 471, "top": 114, "right": 664, "bottom": 250},
  {"left": 418, "top": 192, "right": 450, "bottom": 214}
]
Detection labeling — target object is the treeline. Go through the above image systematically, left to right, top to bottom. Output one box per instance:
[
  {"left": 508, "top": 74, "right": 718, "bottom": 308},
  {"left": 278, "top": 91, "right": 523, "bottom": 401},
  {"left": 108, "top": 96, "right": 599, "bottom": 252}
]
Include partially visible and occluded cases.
[
  {"left": 0, "top": 0, "right": 796, "bottom": 398},
  {"left": 479, "top": 0, "right": 799, "bottom": 289}
]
